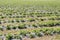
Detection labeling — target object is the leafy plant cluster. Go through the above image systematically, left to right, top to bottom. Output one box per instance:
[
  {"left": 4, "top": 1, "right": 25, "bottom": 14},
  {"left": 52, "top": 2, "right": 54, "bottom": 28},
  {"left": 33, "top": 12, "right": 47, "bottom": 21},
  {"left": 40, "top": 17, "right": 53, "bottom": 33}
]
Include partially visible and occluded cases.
[{"left": 4, "top": 27, "right": 60, "bottom": 40}]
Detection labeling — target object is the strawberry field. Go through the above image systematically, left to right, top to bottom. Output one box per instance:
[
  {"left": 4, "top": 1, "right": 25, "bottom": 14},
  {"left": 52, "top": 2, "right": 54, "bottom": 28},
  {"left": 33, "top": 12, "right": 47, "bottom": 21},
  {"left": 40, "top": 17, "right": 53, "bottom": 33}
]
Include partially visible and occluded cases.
[{"left": 0, "top": 0, "right": 60, "bottom": 40}]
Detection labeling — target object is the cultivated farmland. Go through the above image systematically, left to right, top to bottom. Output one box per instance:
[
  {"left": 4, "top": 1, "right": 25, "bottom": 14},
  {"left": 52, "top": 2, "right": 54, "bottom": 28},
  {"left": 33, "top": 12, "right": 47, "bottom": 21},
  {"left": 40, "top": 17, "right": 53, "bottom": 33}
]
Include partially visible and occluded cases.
[{"left": 0, "top": 0, "right": 60, "bottom": 40}]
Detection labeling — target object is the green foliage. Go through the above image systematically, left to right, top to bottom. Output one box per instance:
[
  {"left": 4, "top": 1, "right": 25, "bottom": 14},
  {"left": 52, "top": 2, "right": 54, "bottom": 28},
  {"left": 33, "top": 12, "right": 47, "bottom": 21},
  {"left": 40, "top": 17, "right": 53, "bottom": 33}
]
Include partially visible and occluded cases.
[
  {"left": 0, "top": 0, "right": 60, "bottom": 39},
  {"left": 7, "top": 25, "right": 11, "bottom": 30},
  {"left": 6, "top": 33, "right": 13, "bottom": 40}
]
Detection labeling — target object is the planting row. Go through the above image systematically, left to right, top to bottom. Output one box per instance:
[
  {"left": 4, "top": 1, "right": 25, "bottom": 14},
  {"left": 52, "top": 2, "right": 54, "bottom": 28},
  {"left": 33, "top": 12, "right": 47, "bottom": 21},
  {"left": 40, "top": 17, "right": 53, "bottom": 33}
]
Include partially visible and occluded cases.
[
  {"left": 0, "top": 6, "right": 60, "bottom": 13},
  {"left": 0, "top": 11, "right": 60, "bottom": 15},
  {"left": 0, "top": 12, "right": 60, "bottom": 18},
  {"left": 0, "top": 16, "right": 60, "bottom": 24},
  {"left": 0, "top": 20, "right": 60, "bottom": 31},
  {"left": 0, "top": 27, "right": 60, "bottom": 40}
]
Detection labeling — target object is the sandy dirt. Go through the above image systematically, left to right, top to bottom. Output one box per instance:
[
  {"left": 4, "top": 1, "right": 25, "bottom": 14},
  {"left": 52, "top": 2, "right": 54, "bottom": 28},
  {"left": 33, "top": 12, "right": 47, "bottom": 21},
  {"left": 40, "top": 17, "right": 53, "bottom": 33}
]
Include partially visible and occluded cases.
[{"left": 23, "top": 35, "right": 56, "bottom": 40}]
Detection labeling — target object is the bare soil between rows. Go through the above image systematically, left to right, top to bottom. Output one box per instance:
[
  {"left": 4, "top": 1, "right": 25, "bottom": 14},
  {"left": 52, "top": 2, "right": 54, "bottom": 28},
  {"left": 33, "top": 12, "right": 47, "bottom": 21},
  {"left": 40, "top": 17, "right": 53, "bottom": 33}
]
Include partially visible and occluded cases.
[{"left": 23, "top": 35, "right": 60, "bottom": 40}]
